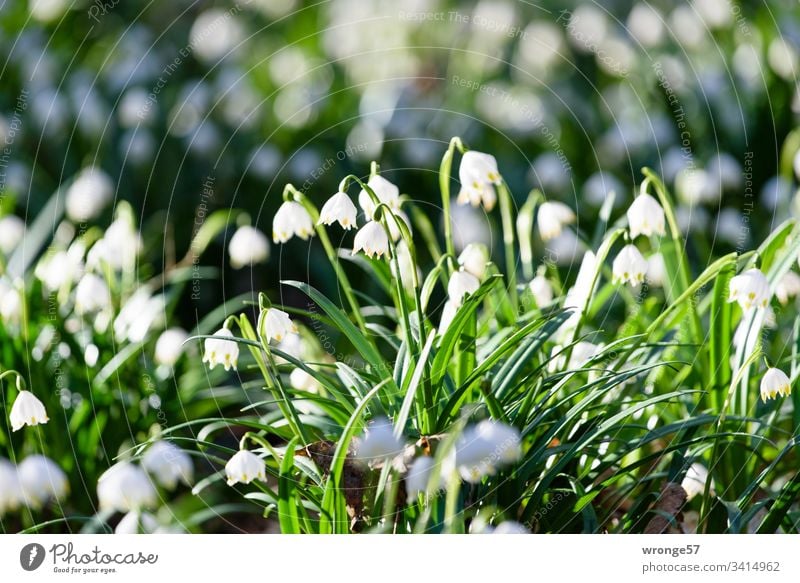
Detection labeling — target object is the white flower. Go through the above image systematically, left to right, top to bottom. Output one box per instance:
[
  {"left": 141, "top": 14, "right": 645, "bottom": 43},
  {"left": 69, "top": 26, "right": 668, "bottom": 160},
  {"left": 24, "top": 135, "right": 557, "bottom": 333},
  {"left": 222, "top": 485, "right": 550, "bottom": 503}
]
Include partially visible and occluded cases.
[
  {"left": 457, "top": 151, "right": 500, "bottom": 210},
  {"left": 65, "top": 167, "right": 114, "bottom": 222},
  {"left": 358, "top": 175, "right": 400, "bottom": 218},
  {"left": 319, "top": 191, "right": 358, "bottom": 230},
  {"left": 626, "top": 193, "right": 665, "bottom": 238},
  {"left": 273, "top": 201, "right": 314, "bottom": 243},
  {"left": 537, "top": 202, "right": 575, "bottom": 241},
  {"left": 386, "top": 209, "right": 411, "bottom": 242},
  {"left": 0, "top": 215, "right": 25, "bottom": 255},
  {"left": 87, "top": 216, "right": 142, "bottom": 271},
  {"left": 352, "top": 221, "right": 389, "bottom": 259},
  {"left": 228, "top": 225, "right": 270, "bottom": 268},
  {"left": 390, "top": 240, "right": 419, "bottom": 291},
  {"left": 458, "top": 243, "right": 489, "bottom": 279},
  {"left": 612, "top": 244, "right": 648, "bottom": 286},
  {"left": 36, "top": 245, "right": 84, "bottom": 291},
  {"left": 559, "top": 251, "right": 598, "bottom": 337},
  {"left": 646, "top": 253, "right": 667, "bottom": 287},
  {"left": 729, "top": 268, "right": 771, "bottom": 310},
  {"left": 448, "top": 271, "right": 480, "bottom": 306},
  {"left": 776, "top": 271, "right": 800, "bottom": 305},
  {"left": 74, "top": 273, "right": 111, "bottom": 315},
  {"left": 529, "top": 275, "right": 554, "bottom": 307},
  {"left": 0, "top": 282, "right": 22, "bottom": 326},
  {"left": 113, "top": 289, "right": 165, "bottom": 343},
  {"left": 439, "top": 300, "right": 458, "bottom": 334},
  {"left": 261, "top": 307, "right": 297, "bottom": 344},
  {"left": 154, "top": 328, "right": 189, "bottom": 367},
  {"left": 203, "top": 328, "right": 239, "bottom": 371},
  {"left": 569, "top": 341, "right": 600, "bottom": 369},
  {"left": 760, "top": 367, "right": 792, "bottom": 401},
  {"left": 9, "top": 390, "right": 49, "bottom": 431},
  {"left": 355, "top": 417, "right": 404, "bottom": 463},
  {"left": 456, "top": 420, "right": 521, "bottom": 483},
  {"left": 142, "top": 441, "right": 193, "bottom": 490},
  {"left": 225, "top": 450, "right": 266, "bottom": 486},
  {"left": 17, "top": 455, "right": 69, "bottom": 507},
  {"left": 405, "top": 456, "right": 438, "bottom": 501},
  {"left": 0, "top": 458, "right": 22, "bottom": 515},
  {"left": 97, "top": 462, "right": 157, "bottom": 512},
  {"left": 682, "top": 463, "right": 712, "bottom": 500},
  {"left": 115, "top": 511, "right": 159, "bottom": 534},
  {"left": 492, "top": 521, "right": 529, "bottom": 534}
]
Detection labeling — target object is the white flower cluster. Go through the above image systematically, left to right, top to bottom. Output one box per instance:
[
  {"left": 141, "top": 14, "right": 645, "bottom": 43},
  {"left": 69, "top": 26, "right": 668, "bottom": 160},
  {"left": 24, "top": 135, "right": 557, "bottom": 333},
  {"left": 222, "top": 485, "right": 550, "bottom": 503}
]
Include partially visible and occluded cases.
[{"left": 0, "top": 455, "right": 68, "bottom": 516}]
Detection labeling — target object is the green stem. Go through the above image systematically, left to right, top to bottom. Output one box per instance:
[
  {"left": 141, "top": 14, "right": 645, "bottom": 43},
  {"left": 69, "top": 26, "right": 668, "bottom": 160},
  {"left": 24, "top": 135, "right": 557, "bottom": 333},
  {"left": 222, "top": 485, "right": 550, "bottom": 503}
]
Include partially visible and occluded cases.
[
  {"left": 439, "top": 137, "right": 463, "bottom": 272},
  {"left": 497, "top": 181, "right": 518, "bottom": 311}
]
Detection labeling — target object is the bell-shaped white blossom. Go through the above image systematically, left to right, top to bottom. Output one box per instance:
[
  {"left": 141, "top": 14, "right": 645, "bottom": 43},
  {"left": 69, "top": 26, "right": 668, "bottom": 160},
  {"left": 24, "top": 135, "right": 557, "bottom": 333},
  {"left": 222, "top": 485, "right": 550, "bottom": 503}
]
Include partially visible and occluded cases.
[
  {"left": 457, "top": 151, "right": 500, "bottom": 210},
  {"left": 65, "top": 167, "right": 114, "bottom": 222},
  {"left": 358, "top": 175, "right": 400, "bottom": 218},
  {"left": 319, "top": 191, "right": 358, "bottom": 230},
  {"left": 626, "top": 193, "right": 666, "bottom": 238},
  {"left": 273, "top": 201, "right": 314, "bottom": 243},
  {"left": 537, "top": 202, "right": 575, "bottom": 241},
  {"left": 386, "top": 209, "right": 411, "bottom": 242},
  {"left": 0, "top": 215, "right": 25, "bottom": 255},
  {"left": 87, "top": 216, "right": 142, "bottom": 271},
  {"left": 352, "top": 221, "right": 389, "bottom": 259},
  {"left": 228, "top": 225, "right": 270, "bottom": 268},
  {"left": 390, "top": 240, "right": 419, "bottom": 291},
  {"left": 458, "top": 243, "right": 489, "bottom": 279},
  {"left": 612, "top": 244, "right": 648, "bottom": 286},
  {"left": 35, "top": 245, "right": 84, "bottom": 292},
  {"left": 646, "top": 253, "right": 667, "bottom": 287},
  {"left": 729, "top": 268, "right": 770, "bottom": 311},
  {"left": 448, "top": 271, "right": 480, "bottom": 306},
  {"left": 776, "top": 271, "right": 800, "bottom": 305},
  {"left": 74, "top": 273, "right": 111, "bottom": 315},
  {"left": 529, "top": 275, "right": 554, "bottom": 307},
  {"left": 0, "top": 281, "right": 22, "bottom": 326},
  {"left": 113, "top": 289, "right": 165, "bottom": 343},
  {"left": 439, "top": 299, "right": 458, "bottom": 334},
  {"left": 261, "top": 307, "right": 297, "bottom": 343},
  {"left": 202, "top": 327, "right": 239, "bottom": 371},
  {"left": 154, "top": 328, "right": 189, "bottom": 367},
  {"left": 760, "top": 367, "right": 792, "bottom": 401},
  {"left": 9, "top": 390, "right": 49, "bottom": 431},
  {"left": 355, "top": 417, "right": 404, "bottom": 464},
  {"left": 456, "top": 420, "right": 521, "bottom": 483},
  {"left": 142, "top": 441, "right": 193, "bottom": 490},
  {"left": 225, "top": 450, "right": 266, "bottom": 486},
  {"left": 18, "top": 455, "right": 69, "bottom": 507},
  {"left": 405, "top": 456, "right": 444, "bottom": 502},
  {"left": 0, "top": 458, "right": 22, "bottom": 515},
  {"left": 97, "top": 462, "right": 157, "bottom": 512},
  {"left": 681, "top": 463, "right": 712, "bottom": 500},
  {"left": 114, "top": 511, "right": 159, "bottom": 534},
  {"left": 492, "top": 521, "right": 529, "bottom": 534}
]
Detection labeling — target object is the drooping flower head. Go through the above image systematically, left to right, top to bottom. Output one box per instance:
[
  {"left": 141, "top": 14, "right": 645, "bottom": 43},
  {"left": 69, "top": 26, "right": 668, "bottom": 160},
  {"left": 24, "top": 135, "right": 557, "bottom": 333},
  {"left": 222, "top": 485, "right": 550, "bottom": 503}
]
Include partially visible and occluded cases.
[
  {"left": 457, "top": 151, "right": 500, "bottom": 211},
  {"left": 358, "top": 176, "right": 400, "bottom": 218},
  {"left": 319, "top": 191, "right": 358, "bottom": 230},
  {"left": 627, "top": 193, "right": 666, "bottom": 238},
  {"left": 273, "top": 201, "right": 314, "bottom": 243},
  {"left": 537, "top": 202, "right": 575, "bottom": 241},
  {"left": 352, "top": 221, "right": 389, "bottom": 259},
  {"left": 228, "top": 225, "right": 270, "bottom": 268},
  {"left": 458, "top": 243, "right": 489, "bottom": 280},
  {"left": 612, "top": 244, "right": 648, "bottom": 287},
  {"left": 729, "top": 268, "right": 770, "bottom": 311},
  {"left": 448, "top": 271, "right": 480, "bottom": 307},
  {"left": 261, "top": 307, "right": 297, "bottom": 344},
  {"left": 202, "top": 327, "right": 240, "bottom": 371},
  {"left": 154, "top": 328, "right": 189, "bottom": 367},
  {"left": 760, "top": 367, "right": 792, "bottom": 401},
  {"left": 9, "top": 390, "right": 49, "bottom": 431},
  {"left": 355, "top": 417, "right": 404, "bottom": 464},
  {"left": 141, "top": 441, "right": 193, "bottom": 490},
  {"left": 225, "top": 450, "right": 266, "bottom": 486},
  {"left": 17, "top": 455, "right": 69, "bottom": 508},
  {"left": 97, "top": 461, "right": 157, "bottom": 512}
]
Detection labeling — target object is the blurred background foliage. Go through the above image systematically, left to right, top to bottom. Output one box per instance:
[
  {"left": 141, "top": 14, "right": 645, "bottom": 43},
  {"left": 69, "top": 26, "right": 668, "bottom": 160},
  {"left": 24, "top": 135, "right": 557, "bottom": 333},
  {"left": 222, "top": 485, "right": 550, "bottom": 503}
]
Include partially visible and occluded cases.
[{"left": 3, "top": 0, "right": 800, "bottom": 314}]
